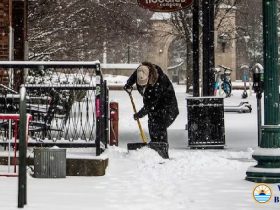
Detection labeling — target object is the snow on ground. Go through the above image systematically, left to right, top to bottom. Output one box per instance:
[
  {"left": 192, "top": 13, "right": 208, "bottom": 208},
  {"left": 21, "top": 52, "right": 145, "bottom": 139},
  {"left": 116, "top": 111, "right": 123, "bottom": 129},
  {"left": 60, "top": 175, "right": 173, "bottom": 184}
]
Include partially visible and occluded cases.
[
  {"left": 104, "top": 74, "right": 129, "bottom": 86},
  {"left": 1, "top": 85, "right": 280, "bottom": 210}
]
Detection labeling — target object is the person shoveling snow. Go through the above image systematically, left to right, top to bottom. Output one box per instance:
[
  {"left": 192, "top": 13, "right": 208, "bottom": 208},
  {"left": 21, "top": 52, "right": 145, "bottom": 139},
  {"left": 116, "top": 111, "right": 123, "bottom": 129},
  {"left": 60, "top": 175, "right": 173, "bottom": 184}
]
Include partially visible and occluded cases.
[{"left": 123, "top": 62, "right": 179, "bottom": 158}]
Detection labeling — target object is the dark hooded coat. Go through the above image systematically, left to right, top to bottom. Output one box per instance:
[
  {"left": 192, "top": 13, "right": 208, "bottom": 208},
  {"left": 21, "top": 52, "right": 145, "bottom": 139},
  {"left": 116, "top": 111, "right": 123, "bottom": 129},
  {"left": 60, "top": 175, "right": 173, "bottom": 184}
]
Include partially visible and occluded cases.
[{"left": 126, "top": 64, "right": 179, "bottom": 128}]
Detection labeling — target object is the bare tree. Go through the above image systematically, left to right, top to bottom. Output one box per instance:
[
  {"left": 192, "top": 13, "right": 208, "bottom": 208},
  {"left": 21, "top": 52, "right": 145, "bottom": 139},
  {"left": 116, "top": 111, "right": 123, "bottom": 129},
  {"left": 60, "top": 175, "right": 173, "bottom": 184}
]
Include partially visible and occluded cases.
[
  {"left": 28, "top": 0, "right": 153, "bottom": 62},
  {"left": 169, "top": 0, "right": 237, "bottom": 91},
  {"left": 235, "top": 0, "right": 263, "bottom": 71}
]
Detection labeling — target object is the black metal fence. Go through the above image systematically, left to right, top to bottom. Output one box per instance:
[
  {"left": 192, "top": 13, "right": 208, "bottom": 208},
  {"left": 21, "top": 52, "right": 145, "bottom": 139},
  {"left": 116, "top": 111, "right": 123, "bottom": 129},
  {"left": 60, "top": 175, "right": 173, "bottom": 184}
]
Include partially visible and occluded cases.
[{"left": 0, "top": 61, "right": 108, "bottom": 156}]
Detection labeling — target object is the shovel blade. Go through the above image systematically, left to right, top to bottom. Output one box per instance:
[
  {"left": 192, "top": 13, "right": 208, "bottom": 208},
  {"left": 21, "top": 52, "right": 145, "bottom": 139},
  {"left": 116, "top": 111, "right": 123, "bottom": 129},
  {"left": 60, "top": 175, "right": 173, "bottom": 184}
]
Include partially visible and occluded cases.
[
  {"left": 127, "top": 142, "right": 169, "bottom": 159},
  {"left": 127, "top": 143, "right": 147, "bottom": 150}
]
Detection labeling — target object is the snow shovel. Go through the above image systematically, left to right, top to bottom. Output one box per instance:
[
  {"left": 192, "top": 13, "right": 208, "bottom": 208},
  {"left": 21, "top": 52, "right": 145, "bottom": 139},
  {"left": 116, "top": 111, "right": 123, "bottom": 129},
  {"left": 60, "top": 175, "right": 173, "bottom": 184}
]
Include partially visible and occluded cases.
[
  {"left": 126, "top": 92, "right": 169, "bottom": 159},
  {"left": 127, "top": 92, "right": 148, "bottom": 144}
]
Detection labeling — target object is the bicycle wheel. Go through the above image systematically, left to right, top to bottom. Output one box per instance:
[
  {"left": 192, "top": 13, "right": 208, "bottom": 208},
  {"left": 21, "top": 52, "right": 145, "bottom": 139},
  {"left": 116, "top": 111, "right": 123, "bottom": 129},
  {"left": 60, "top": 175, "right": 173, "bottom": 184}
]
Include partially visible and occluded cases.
[{"left": 221, "top": 81, "right": 232, "bottom": 97}]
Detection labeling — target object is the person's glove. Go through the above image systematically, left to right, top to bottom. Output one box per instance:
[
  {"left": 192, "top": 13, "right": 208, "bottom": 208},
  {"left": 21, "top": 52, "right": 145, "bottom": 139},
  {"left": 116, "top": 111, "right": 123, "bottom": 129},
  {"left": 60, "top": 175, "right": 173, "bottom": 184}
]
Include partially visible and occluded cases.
[
  {"left": 123, "top": 84, "right": 133, "bottom": 94},
  {"left": 133, "top": 113, "right": 140, "bottom": 120}
]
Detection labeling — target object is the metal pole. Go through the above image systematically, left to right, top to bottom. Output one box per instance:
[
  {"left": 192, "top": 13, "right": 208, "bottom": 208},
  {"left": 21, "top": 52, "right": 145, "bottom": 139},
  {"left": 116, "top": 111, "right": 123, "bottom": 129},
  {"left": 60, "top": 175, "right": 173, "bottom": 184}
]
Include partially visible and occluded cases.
[
  {"left": 192, "top": 0, "right": 200, "bottom": 97},
  {"left": 202, "top": 0, "right": 215, "bottom": 96},
  {"left": 246, "top": 0, "right": 280, "bottom": 183},
  {"left": 262, "top": 0, "right": 280, "bottom": 128},
  {"left": 95, "top": 64, "right": 102, "bottom": 156},
  {"left": 104, "top": 80, "right": 109, "bottom": 148},
  {"left": 18, "top": 86, "right": 27, "bottom": 208},
  {"left": 257, "top": 94, "right": 262, "bottom": 146},
  {"left": 8, "top": 120, "right": 12, "bottom": 173}
]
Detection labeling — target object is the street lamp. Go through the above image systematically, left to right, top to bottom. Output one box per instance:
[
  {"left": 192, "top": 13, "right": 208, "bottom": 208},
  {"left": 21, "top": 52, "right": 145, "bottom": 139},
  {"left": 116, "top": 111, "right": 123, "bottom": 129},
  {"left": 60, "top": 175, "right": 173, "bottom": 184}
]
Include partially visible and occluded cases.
[{"left": 246, "top": 0, "right": 280, "bottom": 183}]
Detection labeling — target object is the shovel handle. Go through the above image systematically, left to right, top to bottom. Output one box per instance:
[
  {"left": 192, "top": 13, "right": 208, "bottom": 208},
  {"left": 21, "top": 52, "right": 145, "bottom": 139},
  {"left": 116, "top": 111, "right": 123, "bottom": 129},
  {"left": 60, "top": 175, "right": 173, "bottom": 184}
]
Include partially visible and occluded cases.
[{"left": 128, "top": 93, "right": 147, "bottom": 143}]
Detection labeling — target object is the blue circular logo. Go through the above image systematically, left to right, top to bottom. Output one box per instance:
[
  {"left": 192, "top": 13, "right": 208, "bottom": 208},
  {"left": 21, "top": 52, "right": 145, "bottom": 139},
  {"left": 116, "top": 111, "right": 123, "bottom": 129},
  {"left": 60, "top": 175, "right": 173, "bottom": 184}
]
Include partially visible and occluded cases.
[{"left": 253, "top": 184, "right": 272, "bottom": 203}]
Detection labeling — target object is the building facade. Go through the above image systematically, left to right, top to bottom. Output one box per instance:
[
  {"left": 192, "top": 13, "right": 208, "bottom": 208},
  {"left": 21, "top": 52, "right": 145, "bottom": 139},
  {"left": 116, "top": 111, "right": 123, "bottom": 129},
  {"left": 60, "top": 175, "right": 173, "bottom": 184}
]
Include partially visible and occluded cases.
[
  {"left": 0, "top": 0, "right": 27, "bottom": 90},
  {"left": 0, "top": 0, "right": 11, "bottom": 85}
]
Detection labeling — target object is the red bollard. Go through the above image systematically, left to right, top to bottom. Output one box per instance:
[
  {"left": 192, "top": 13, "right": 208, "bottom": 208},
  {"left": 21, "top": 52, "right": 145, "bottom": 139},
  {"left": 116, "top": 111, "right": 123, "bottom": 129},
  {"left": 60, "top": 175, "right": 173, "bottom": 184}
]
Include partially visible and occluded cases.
[{"left": 110, "top": 101, "right": 119, "bottom": 146}]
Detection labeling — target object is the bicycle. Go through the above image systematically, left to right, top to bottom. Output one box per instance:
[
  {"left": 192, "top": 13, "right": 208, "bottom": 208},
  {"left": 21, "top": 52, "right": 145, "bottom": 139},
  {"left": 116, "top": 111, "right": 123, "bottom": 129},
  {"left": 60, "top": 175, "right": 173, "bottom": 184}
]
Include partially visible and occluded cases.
[{"left": 213, "top": 65, "right": 232, "bottom": 97}]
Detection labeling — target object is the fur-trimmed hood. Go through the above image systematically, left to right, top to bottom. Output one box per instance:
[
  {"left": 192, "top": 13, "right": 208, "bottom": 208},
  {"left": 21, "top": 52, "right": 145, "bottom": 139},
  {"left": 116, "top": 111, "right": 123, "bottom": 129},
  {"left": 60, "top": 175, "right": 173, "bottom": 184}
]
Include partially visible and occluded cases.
[{"left": 141, "top": 61, "right": 159, "bottom": 86}]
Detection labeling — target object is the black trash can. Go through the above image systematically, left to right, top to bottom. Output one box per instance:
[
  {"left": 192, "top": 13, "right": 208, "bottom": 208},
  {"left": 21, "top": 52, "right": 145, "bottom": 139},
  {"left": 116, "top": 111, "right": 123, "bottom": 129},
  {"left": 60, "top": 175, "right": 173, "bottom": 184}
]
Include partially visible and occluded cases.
[{"left": 186, "top": 97, "right": 225, "bottom": 149}]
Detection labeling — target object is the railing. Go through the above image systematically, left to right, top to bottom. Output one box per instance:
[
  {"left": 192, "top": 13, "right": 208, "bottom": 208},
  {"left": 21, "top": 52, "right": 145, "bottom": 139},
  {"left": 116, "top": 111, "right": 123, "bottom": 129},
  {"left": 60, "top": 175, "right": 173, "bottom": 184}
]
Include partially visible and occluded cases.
[{"left": 0, "top": 61, "right": 109, "bottom": 156}]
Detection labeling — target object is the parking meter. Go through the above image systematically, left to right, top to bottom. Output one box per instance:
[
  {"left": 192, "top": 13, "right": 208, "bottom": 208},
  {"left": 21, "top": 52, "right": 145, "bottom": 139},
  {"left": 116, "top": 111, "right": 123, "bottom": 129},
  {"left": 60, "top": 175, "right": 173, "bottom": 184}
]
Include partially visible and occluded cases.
[
  {"left": 252, "top": 63, "right": 264, "bottom": 99},
  {"left": 252, "top": 63, "right": 264, "bottom": 146}
]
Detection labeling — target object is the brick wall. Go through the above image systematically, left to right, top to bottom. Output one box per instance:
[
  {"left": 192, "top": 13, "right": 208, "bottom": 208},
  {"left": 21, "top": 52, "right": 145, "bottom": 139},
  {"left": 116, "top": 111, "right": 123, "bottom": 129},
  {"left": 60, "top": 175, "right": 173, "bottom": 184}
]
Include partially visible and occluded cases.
[
  {"left": 0, "top": 0, "right": 10, "bottom": 85},
  {"left": 0, "top": 0, "right": 27, "bottom": 90}
]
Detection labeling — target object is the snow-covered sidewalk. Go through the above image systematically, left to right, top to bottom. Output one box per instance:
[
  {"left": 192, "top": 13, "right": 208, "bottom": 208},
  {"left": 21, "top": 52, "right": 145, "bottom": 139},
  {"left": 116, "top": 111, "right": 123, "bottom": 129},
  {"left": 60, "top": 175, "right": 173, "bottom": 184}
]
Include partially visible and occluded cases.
[
  {"left": 1, "top": 87, "right": 279, "bottom": 210},
  {"left": 1, "top": 146, "right": 279, "bottom": 210}
]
